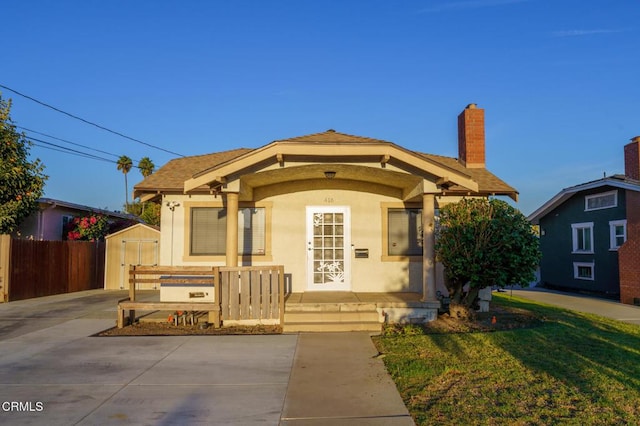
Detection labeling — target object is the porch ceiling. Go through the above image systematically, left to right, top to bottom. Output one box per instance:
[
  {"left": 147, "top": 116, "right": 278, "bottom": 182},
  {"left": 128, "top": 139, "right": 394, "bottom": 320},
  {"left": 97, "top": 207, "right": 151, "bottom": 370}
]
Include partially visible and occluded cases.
[{"left": 240, "top": 164, "right": 422, "bottom": 192}]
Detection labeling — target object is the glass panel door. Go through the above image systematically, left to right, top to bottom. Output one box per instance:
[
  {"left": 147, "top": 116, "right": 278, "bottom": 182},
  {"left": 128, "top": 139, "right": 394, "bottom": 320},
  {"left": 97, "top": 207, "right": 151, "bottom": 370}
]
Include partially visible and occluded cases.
[{"left": 306, "top": 206, "right": 350, "bottom": 291}]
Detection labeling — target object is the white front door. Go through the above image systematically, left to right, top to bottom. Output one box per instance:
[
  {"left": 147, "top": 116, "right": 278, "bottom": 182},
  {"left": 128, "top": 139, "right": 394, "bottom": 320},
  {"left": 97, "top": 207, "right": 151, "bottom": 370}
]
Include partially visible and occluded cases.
[{"left": 306, "top": 206, "right": 351, "bottom": 291}]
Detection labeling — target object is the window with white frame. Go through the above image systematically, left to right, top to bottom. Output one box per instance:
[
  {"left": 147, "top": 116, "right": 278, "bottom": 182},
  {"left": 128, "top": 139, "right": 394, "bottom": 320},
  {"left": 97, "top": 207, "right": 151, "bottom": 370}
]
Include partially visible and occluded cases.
[
  {"left": 585, "top": 190, "right": 617, "bottom": 211},
  {"left": 190, "top": 207, "right": 266, "bottom": 255},
  {"left": 609, "top": 219, "right": 627, "bottom": 250},
  {"left": 571, "top": 222, "right": 594, "bottom": 253},
  {"left": 573, "top": 262, "right": 594, "bottom": 280}
]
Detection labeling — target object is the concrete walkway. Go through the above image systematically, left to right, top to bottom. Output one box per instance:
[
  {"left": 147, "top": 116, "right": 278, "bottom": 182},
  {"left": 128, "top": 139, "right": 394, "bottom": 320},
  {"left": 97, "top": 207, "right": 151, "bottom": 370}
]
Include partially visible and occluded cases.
[
  {"left": 509, "top": 287, "right": 640, "bottom": 325},
  {"left": 0, "top": 290, "right": 413, "bottom": 425},
  {"left": 281, "top": 332, "right": 414, "bottom": 425}
]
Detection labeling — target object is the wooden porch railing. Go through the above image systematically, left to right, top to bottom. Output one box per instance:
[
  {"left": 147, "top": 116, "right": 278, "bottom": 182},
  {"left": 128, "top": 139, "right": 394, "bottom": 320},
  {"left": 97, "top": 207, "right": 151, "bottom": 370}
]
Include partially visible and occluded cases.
[
  {"left": 118, "top": 265, "right": 285, "bottom": 328},
  {"left": 219, "top": 266, "right": 285, "bottom": 325}
]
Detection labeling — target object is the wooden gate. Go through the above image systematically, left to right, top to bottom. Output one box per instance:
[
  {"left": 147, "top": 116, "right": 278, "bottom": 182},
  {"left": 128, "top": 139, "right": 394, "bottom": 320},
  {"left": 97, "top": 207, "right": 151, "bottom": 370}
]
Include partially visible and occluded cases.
[{"left": 219, "top": 266, "right": 285, "bottom": 324}]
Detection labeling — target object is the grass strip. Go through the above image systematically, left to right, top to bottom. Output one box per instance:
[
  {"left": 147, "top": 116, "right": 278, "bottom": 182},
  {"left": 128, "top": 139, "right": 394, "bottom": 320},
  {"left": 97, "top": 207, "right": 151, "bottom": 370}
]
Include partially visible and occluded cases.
[{"left": 373, "top": 293, "right": 640, "bottom": 425}]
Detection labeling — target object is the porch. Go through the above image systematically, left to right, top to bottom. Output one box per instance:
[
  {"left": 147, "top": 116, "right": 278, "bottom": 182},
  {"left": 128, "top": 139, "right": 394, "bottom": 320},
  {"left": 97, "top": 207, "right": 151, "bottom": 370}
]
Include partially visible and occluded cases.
[{"left": 119, "top": 265, "right": 441, "bottom": 332}]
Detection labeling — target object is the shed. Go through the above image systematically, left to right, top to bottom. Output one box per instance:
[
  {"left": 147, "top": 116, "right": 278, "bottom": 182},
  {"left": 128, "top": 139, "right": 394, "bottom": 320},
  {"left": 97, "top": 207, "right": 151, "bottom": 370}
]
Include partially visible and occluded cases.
[{"left": 104, "top": 223, "right": 160, "bottom": 290}]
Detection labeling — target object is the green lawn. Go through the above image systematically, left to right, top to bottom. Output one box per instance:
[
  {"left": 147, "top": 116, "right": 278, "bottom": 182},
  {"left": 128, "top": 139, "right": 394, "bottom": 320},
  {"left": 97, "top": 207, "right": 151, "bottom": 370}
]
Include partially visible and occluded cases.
[{"left": 373, "top": 293, "right": 640, "bottom": 426}]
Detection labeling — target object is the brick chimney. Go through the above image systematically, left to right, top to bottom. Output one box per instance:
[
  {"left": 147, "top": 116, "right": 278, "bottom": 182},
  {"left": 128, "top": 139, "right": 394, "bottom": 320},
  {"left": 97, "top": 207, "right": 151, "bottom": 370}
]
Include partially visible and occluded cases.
[
  {"left": 458, "top": 103, "right": 486, "bottom": 168},
  {"left": 624, "top": 136, "right": 640, "bottom": 180}
]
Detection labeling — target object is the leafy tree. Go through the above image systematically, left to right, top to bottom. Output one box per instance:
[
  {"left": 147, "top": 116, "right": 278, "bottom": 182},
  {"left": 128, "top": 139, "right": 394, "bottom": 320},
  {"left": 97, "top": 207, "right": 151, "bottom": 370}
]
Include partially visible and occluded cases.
[
  {"left": 0, "top": 95, "right": 47, "bottom": 233},
  {"left": 117, "top": 155, "right": 133, "bottom": 210},
  {"left": 137, "top": 156, "right": 155, "bottom": 178},
  {"left": 435, "top": 198, "right": 540, "bottom": 309},
  {"left": 125, "top": 201, "right": 160, "bottom": 226}
]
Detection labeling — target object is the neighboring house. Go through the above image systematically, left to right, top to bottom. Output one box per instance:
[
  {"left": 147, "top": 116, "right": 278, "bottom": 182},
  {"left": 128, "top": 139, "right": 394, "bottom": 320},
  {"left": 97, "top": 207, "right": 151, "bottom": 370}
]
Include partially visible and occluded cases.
[
  {"left": 133, "top": 104, "right": 517, "bottom": 311},
  {"left": 528, "top": 137, "right": 640, "bottom": 305},
  {"left": 12, "top": 198, "right": 139, "bottom": 241}
]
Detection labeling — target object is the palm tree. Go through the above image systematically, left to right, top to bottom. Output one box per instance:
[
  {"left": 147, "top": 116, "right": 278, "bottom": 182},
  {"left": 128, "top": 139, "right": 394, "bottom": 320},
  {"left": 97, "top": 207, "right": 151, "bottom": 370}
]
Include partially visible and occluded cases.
[
  {"left": 117, "top": 155, "right": 133, "bottom": 211},
  {"left": 137, "top": 157, "right": 155, "bottom": 216},
  {"left": 138, "top": 157, "right": 155, "bottom": 178}
]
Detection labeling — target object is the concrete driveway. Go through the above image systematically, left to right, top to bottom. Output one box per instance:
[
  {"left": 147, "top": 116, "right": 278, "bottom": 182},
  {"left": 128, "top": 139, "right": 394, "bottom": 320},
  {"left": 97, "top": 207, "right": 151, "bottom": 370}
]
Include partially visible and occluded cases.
[
  {"left": 510, "top": 288, "right": 640, "bottom": 325},
  {"left": 0, "top": 290, "right": 413, "bottom": 425},
  {"left": 0, "top": 291, "right": 296, "bottom": 425}
]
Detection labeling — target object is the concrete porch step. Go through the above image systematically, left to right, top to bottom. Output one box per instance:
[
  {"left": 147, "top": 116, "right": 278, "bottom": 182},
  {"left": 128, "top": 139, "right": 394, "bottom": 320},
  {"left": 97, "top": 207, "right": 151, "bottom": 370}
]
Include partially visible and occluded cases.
[
  {"left": 285, "top": 302, "right": 378, "bottom": 312},
  {"left": 283, "top": 308, "right": 382, "bottom": 333},
  {"left": 285, "top": 311, "right": 380, "bottom": 323},
  {"left": 283, "top": 321, "right": 382, "bottom": 333}
]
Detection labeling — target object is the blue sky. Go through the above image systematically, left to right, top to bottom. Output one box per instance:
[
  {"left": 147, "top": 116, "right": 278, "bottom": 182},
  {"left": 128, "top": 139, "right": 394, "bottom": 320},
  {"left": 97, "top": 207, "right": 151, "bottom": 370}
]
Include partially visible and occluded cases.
[{"left": 1, "top": 0, "right": 639, "bottom": 216}]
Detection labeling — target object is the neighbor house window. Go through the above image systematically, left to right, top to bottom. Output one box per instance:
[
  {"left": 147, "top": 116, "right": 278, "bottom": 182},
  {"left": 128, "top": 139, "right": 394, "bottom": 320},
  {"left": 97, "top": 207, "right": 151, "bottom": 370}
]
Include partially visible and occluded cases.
[
  {"left": 585, "top": 190, "right": 617, "bottom": 211},
  {"left": 190, "top": 207, "right": 265, "bottom": 255},
  {"left": 387, "top": 208, "right": 423, "bottom": 256},
  {"left": 61, "top": 215, "right": 74, "bottom": 239},
  {"left": 609, "top": 219, "right": 627, "bottom": 250},
  {"left": 571, "top": 222, "right": 594, "bottom": 253},
  {"left": 573, "top": 262, "right": 594, "bottom": 281}
]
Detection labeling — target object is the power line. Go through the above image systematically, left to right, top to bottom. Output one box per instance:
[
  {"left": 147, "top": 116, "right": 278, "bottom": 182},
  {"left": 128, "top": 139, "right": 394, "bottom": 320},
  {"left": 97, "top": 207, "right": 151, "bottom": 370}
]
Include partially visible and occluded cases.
[
  {"left": 0, "top": 83, "right": 185, "bottom": 157},
  {"left": 17, "top": 125, "right": 122, "bottom": 160},
  {"left": 21, "top": 126, "right": 147, "bottom": 164},
  {"left": 29, "top": 135, "right": 149, "bottom": 171},
  {"left": 29, "top": 136, "right": 118, "bottom": 163},
  {"left": 32, "top": 142, "right": 116, "bottom": 163}
]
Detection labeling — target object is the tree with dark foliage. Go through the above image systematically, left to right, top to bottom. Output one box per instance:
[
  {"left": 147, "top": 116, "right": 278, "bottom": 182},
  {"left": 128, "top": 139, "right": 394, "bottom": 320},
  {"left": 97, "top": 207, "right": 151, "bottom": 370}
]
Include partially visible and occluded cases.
[
  {"left": 0, "top": 95, "right": 47, "bottom": 233},
  {"left": 436, "top": 198, "right": 540, "bottom": 310}
]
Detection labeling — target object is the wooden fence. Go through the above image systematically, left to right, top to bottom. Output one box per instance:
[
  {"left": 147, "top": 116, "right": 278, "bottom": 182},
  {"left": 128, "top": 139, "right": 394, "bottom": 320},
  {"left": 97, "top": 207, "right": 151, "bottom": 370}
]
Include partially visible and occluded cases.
[{"left": 6, "top": 239, "right": 105, "bottom": 301}]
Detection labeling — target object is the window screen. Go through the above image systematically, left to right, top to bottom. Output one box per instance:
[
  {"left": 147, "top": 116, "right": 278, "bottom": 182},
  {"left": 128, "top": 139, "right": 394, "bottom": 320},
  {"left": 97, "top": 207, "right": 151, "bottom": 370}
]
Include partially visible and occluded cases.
[
  {"left": 190, "top": 207, "right": 266, "bottom": 255},
  {"left": 191, "top": 207, "right": 227, "bottom": 255},
  {"left": 388, "top": 208, "right": 423, "bottom": 256}
]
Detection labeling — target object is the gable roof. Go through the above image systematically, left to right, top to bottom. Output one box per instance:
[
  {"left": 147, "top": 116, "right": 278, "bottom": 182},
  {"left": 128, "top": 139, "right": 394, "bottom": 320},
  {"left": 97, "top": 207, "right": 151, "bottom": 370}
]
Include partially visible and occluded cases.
[
  {"left": 275, "top": 129, "right": 391, "bottom": 144},
  {"left": 134, "top": 130, "right": 518, "bottom": 201},
  {"left": 184, "top": 130, "right": 482, "bottom": 192},
  {"left": 527, "top": 174, "right": 640, "bottom": 224},
  {"left": 105, "top": 222, "right": 160, "bottom": 239}
]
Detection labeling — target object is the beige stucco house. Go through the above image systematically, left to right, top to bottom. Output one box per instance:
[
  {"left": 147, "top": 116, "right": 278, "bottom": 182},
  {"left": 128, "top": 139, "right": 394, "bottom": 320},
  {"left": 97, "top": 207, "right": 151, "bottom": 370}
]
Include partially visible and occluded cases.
[{"left": 133, "top": 104, "right": 517, "bottom": 327}]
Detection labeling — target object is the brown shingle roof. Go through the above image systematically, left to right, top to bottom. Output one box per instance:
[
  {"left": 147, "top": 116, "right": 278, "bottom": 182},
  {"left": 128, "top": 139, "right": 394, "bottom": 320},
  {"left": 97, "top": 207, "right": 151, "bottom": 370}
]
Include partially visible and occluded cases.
[
  {"left": 275, "top": 129, "right": 392, "bottom": 144},
  {"left": 133, "top": 148, "right": 252, "bottom": 196},
  {"left": 416, "top": 152, "right": 518, "bottom": 196}
]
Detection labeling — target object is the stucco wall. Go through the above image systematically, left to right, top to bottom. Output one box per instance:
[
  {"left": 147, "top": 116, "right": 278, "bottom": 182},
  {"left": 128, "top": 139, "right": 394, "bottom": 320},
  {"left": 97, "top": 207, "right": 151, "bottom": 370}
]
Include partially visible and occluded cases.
[
  {"left": 266, "top": 189, "right": 422, "bottom": 293},
  {"left": 159, "top": 190, "right": 447, "bottom": 294},
  {"left": 13, "top": 207, "right": 74, "bottom": 241}
]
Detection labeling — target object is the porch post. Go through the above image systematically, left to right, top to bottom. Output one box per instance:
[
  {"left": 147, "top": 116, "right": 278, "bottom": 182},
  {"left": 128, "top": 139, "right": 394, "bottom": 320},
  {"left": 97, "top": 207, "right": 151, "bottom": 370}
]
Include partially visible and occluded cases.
[
  {"left": 225, "top": 192, "right": 239, "bottom": 267},
  {"left": 422, "top": 193, "right": 437, "bottom": 301}
]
